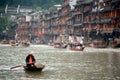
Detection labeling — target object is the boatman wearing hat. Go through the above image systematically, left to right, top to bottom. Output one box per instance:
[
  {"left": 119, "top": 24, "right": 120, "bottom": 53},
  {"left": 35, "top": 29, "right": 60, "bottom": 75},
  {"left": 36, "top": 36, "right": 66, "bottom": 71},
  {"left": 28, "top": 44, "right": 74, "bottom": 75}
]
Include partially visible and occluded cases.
[{"left": 25, "top": 51, "right": 36, "bottom": 67}]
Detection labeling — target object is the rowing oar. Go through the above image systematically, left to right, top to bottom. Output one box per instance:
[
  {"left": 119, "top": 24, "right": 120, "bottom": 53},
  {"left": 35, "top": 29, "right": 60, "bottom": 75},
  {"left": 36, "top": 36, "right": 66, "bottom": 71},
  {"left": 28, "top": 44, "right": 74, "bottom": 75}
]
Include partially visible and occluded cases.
[{"left": 10, "top": 64, "right": 23, "bottom": 69}]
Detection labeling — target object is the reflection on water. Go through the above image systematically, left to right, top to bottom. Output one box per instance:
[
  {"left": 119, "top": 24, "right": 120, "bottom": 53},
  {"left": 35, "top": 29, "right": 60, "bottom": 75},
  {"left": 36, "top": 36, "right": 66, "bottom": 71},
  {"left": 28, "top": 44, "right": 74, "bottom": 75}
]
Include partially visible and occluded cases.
[{"left": 0, "top": 44, "right": 120, "bottom": 80}]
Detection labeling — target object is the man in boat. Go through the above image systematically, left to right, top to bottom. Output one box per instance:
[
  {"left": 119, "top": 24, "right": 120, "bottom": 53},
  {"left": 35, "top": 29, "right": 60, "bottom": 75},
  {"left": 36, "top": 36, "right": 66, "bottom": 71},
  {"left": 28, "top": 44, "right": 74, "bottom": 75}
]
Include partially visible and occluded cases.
[
  {"left": 79, "top": 37, "right": 84, "bottom": 47},
  {"left": 25, "top": 51, "right": 36, "bottom": 68}
]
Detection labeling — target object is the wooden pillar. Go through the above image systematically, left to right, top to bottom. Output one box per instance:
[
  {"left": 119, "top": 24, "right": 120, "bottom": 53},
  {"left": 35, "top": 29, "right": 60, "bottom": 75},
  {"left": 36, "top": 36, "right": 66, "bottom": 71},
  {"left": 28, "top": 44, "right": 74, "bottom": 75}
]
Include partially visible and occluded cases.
[{"left": 5, "top": 4, "right": 8, "bottom": 14}]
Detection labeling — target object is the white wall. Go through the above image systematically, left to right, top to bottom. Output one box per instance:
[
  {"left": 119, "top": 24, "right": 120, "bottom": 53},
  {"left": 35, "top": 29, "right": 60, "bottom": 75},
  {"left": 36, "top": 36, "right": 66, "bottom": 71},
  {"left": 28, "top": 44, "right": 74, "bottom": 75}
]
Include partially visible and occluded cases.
[{"left": 69, "top": 0, "right": 77, "bottom": 9}]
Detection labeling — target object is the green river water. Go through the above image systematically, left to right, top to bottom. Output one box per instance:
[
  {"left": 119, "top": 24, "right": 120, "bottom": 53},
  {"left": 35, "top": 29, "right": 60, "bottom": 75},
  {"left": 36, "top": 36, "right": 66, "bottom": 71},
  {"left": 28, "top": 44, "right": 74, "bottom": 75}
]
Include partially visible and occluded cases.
[{"left": 0, "top": 44, "right": 120, "bottom": 80}]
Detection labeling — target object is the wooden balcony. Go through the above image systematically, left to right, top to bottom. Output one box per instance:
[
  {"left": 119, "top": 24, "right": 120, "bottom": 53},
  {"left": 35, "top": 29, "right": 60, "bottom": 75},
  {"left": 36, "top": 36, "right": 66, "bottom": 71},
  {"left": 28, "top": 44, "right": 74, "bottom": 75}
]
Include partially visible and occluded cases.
[
  {"left": 83, "top": 6, "right": 92, "bottom": 12},
  {"left": 73, "top": 11, "right": 82, "bottom": 16}
]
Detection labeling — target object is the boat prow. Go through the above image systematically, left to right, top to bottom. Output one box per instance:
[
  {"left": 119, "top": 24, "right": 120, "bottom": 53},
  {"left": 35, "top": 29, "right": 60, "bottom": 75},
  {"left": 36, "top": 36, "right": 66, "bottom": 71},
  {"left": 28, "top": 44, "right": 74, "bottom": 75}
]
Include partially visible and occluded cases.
[{"left": 24, "top": 64, "right": 45, "bottom": 72}]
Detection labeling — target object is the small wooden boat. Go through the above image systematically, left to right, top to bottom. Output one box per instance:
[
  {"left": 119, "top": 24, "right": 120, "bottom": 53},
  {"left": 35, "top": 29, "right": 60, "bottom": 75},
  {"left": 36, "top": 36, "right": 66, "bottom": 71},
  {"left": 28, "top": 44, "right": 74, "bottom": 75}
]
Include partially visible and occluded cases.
[
  {"left": 110, "top": 38, "right": 120, "bottom": 48},
  {"left": 1, "top": 39, "right": 9, "bottom": 44},
  {"left": 9, "top": 40, "right": 19, "bottom": 46},
  {"left": 48, "top": 40, "right": 54, "bottom": 46},
  {"left": 92, "top": 40, "right": 107, "bottom": 48},
  {"left": 21, "top": 41, "right": 30, "bottom": 47},
  {"left": 54, "top": 43, "right": 67, "bottom": 48},
  {"left": 54, "top": 43, "right": 61, "bottom": 48},
  {"left": 69, "top": 43, "right": 85, "bottom": 51},
  {"left": 70, "top": 46, "right": 85, "bottom": 51},
  {"left": 24, "top": 64, "right": 45, "bottom": 71}
]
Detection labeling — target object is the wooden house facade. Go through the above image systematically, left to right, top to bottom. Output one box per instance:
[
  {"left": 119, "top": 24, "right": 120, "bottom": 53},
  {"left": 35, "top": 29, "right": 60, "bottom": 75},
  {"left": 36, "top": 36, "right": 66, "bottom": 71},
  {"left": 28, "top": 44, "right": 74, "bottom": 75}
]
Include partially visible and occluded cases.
[
  {"left": 15, "top": 0, "right": 120, "bottom": 45},
  {"left": 73, "top": 0, "right": 120, "bottom": 46},
  {"left": 73, "top": 1, "right": 83, "bottom": 36},
  {"left": 16, "top": 15, "right": 31, "bottom": 41}
]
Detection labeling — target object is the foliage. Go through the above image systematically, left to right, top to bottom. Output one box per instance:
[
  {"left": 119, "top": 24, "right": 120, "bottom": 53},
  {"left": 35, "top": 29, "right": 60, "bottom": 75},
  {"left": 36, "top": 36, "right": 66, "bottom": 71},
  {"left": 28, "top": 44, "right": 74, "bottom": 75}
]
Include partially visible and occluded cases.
[
  {"left": 0, "top": 0, "right": 62, "bottom": 10},
  {"left": 0, "top": 0, "right": 62, "bottom": 34},
  {"left": 0, "top": 16, "right": 12, "bottom": 32},
  {"left": 0, "top": 17, "right": 8, "bottom": 32}
]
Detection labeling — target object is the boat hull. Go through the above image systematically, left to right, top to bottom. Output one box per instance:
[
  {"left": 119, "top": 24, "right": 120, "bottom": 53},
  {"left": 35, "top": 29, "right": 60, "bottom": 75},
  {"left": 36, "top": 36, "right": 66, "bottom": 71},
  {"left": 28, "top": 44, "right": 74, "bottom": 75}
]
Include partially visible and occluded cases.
[
  {"left": 110, "top": 38, "right": 120, "bottom": 48},
  {"left": 54, "top": 43, "right": 67, "bottom": 48},
  {"left": 70, "top": 47, "right": 84, "bottom": 51},
  {"left": 24, "top": 64, "right": 45, "bottom": 71}
]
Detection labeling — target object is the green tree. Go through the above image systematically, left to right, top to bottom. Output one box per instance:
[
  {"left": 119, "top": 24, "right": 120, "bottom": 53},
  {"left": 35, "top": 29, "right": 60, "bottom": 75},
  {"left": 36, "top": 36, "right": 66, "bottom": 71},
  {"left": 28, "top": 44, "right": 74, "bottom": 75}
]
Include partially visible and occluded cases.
[
  {"left": 0, "top": 0, "right": 62, "bottom": 9},
  {"left": 0, "top": 16, "right": 12, "bottom": 32},
  {"left": 0, "top": 17, "right": 7, "bottom": 32}
]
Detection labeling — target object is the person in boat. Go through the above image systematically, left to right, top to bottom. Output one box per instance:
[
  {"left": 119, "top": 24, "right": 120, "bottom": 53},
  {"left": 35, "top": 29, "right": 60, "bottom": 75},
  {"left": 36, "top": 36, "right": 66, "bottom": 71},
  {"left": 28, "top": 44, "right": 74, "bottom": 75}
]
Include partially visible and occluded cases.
[
  {"left": 79, "top": 37, "right": 85, "bottom": 48},
  {"left": 61, "top": 41, "right": 67, "bottom": 48},
  {"left": 25, "top": 51, "right": 36, "bottom": 68}
]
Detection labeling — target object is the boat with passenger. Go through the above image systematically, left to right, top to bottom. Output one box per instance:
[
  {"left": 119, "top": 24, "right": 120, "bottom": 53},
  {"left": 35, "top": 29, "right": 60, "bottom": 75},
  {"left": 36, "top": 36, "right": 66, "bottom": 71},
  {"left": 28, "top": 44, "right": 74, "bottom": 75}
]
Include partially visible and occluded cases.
[
  {"left": 110, "top": 38, "right": 120, "bottom": 48},
  {"left": 1, "top": 39, "right": 9, "bottom": 44},
  {"left": 9, "top": 40, "right": 19, "bottom": 46},
  {"left": 21, "top": 40, "right": 30, "bottom": 47},
  {"left": 90, "top": 40, "right": 107, "bottom": 48},
  {"left": 54, "top": 42, "right": 67, "bottom": 48},
  {"left": 69, "top": 42, "right": 85, "bottom": 51},
  {"left": 24, "top": 64, "right": 45, "bottom": 71}
]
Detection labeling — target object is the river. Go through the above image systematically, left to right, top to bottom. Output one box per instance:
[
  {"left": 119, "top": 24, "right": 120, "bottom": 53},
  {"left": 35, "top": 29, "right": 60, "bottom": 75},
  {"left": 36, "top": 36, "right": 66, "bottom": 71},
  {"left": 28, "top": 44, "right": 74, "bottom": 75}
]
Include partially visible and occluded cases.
[{"left": 0, "top": 44, "right": 120, "bottom": 80}]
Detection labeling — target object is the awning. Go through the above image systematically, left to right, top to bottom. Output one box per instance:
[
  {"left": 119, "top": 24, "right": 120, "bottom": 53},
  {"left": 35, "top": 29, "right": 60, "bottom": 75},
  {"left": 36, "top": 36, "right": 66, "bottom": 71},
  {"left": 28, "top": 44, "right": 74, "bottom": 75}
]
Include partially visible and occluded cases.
[
  {"left": 81, "top": 0, "right": 93, "bottom": 5},
  {"left": 100, "top": 6, "right": 111, "bottom": 12},
  {"left": 99, "top": 19, "right": 111, "bottom": 24},
  {"left": 73, "top": 23, "right": 83, "bottom": 27},
  {"left": 42, "top": 25, "right": 50, "bottom": 28},
  {"left": 101, "top": 30, "right": 113, "bottom": 33}
]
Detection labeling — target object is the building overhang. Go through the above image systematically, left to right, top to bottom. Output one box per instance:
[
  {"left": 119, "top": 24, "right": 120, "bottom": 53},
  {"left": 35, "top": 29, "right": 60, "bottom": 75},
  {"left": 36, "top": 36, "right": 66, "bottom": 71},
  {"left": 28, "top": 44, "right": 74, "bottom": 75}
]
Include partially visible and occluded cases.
[{"left": 73, "top": 23, "right": 83, "bottom": 27}]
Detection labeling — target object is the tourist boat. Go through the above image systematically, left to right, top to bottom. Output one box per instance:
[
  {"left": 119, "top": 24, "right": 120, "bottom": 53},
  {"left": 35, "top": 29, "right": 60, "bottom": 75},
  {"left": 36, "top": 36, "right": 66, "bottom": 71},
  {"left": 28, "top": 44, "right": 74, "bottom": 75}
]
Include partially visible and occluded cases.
[
  {"left": 110, "top": 38, "right": 120, "bottom": 48},
  {"left": 1, "top": 39, "right": 9, "bottom": 44},
  {"left": 9, "top": 40, "right": 19, "bottom": 46},
  {"left": 48, "top": 40, "right": 54, "bottom": 46},
  {"left": 92, "top": 40, "right": 107, "bottom": 48},
  {"left": 21, "top": 41, "right": 30, "bottom": 47},
  {"left": 54, "top": 42, "right": 67, "bottom": 48},
  {"left": 54, "top": 43, "right": 61, "bottom": 48},
  {"left": 69, "top": 43, "right": 85, "bottom": 51},
  {"left": 69, "top": 46, "right": 85, "bottom": 51},
  {"left": 24, "top": 64, "right": 45, "bottom": 71}
]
